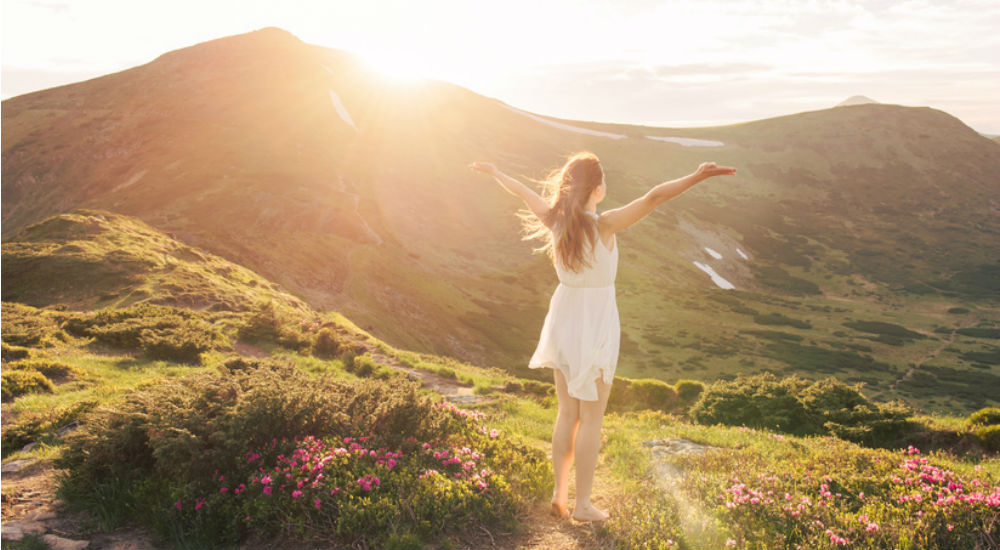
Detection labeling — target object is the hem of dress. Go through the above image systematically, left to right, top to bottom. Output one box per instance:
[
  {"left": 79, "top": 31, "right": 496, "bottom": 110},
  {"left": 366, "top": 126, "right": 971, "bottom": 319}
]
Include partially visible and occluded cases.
[{"left": 528, "top": 360, "right": 616, "bottom": 401}]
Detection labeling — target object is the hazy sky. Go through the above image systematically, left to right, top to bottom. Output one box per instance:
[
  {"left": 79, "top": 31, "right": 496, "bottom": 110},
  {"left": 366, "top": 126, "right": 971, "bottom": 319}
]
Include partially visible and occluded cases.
[{"left": 3, "top": 0, "right": 999, "bottom": 133}]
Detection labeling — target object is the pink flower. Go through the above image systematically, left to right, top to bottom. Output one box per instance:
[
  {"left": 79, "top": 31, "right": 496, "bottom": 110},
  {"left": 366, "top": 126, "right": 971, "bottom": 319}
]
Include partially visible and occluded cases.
[
  {"left": 261, "top": 475, "right": 272, "bottom": 485},
  {"left": 263, "top": 486, "right": 273, "bottom": 496},
  {"left": 220, "top": 487, "right": 228, "bottom": 494},
  {"left": 292, "top": 490, "right": 303, "bottom": 498},
  {"left": 314, "top": 498, "right": 322, "bottom": 509},
  {"left": 175, "top": 500, "right": 182, "bottom": 510},
  {"left": 866, "top": 523, "right": 879, "bottom": 533},
  {"left": 947, "top": 524, "right": 954, "bottom": 531},
  {"left": 726, "top": 539, "right": 737, "bottom": 548}
]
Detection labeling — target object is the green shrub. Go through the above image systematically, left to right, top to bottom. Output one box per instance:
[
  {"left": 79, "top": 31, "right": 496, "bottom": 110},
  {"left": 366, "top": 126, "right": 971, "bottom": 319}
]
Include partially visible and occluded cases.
[
  {"left": 237, "top": 301, "right": 312, "bottom": 351},
  {"left": 1, "top": 302, "right": 66, "bottom": 346},
  {"left": 61, "top": 303, "right": 227, "bottom": 361},
  {"left": 753, "top": 312, "right": 811, "bottom": 329},
  {"left": 139, "top": 326, "right": 217, "bottom": 364},
  {"left": 311, "top": 327, "right": 342, "bottom": 358},
  {"left": 1, "top": 342, "right": 31, "bottom": 362},
  {"left": 7, "top": 359, "right": 83, "bottom": 380},
  {"left": 57, "top": 363, "right": 548, "bottom": 548},
  {"left": 1, "top": 369, "right": 55, "bottom": 401},
  {"left": 690, "top": 374, "right": 814, "bottom": 435},
  {"left": 691, "top": 374, "right": 913, "bottom": 444},
  {"left": 608, "top": 378, "right": 678, "bottom": 414},
  {"left": 675, "top": 379, "right": 705, "bottom": 403},
  {"left": 798, "top": 379, "right": 912, "bottom": 445},
  {"left": 1, "top": 400, "right": 97, "bottom": 457},
  {"left": 967, "top": 407, "right": 1000, "bottom": 428},
  {"left": 975, "top": 425, "right": 1000, "bottom": 452}
]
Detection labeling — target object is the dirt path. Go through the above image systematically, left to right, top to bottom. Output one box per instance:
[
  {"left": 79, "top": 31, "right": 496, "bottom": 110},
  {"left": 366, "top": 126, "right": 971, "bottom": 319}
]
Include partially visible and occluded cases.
[{"left": 889, "top": 319, "right": 974, "bottom": 392}]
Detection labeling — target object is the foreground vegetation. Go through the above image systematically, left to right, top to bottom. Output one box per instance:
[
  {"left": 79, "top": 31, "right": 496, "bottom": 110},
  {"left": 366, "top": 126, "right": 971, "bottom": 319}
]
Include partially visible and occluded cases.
[{"left": 3, "top": 296, "right": 998, "bottom": 549}]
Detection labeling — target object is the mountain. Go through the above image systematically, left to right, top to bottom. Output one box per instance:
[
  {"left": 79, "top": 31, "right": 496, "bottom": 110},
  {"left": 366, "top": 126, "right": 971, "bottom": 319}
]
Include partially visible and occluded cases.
[
  {"left": 3, "top": 28, "right": 998, "bottom": 412},
  {"left": 836, "top": 95, "right": 879, "bottom": 106}
]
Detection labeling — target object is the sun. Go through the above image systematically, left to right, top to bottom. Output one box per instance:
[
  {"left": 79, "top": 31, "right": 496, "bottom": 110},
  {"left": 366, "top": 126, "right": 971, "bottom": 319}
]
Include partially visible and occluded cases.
[{"left": 358, "top": 49, "right": 438, "bottom": 84}]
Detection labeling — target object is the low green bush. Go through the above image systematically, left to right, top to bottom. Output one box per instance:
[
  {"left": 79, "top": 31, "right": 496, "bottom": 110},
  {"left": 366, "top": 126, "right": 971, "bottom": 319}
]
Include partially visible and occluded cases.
[
  {"left": 237, "top": 301, "right": 311, "bottom": 351},
  {"left": 1, "top": 302, "right": 67, "bottom": 347},
  {"left": 58, "top": 302, "right": 228, "bottom": 363},
  {"left": 139, "top": 326, "right": 218, "bottom": 364},
  {"left": 311, "top": 327, "right": 342, "bottom": 358},
  {"left": 1, "top": 342, "right": 31, "bottom": 362},
  {"left": 7, "top": 359, "right": 83, "bottom": 380},
  {"left": 57, "top": 363, "right": 547, "bottom": 548},
  {"left": 1, "top": 369, "right": 54, "bottom": 401},
  {"left": 690, "top": 374, "right": 912, "bottom": 444},
  {"left": 690, "top": 374, "right": 813, "bottom": 435},
  {"left": 608, "top": 378, "right": 678, "bottom": 414},
  {"left": 675, "top": 379, "right": 705, "bottom": 403},
  {"left": 1, "top": 400, "right": 97, "bottom": 457},
  {"left": 967, "top": 407, "right": 1000, "bottom": 428},
  {"left": 975, "top": 425, "right": 1000, "bottom": 452}
]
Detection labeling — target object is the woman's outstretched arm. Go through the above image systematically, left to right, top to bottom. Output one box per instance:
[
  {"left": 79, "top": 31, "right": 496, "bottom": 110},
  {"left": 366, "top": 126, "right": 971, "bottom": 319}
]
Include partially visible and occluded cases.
[
  {"left": 469, "top": 161, "right": 550, "bottom": 222},
  {"left": 600, "top": 162, "right": 735, "bottom": 234}
]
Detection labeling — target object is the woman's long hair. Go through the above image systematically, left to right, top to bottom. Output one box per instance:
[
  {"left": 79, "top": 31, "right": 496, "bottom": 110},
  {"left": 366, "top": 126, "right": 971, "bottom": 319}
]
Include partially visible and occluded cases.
[{"left": 519, "top": 152, "right": 604, "bottom": 272}]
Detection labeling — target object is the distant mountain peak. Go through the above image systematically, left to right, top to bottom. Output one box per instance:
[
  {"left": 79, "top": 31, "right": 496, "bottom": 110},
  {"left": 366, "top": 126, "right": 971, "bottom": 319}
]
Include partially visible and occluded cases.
[{"left": 837, "top": 95, "right": 879, "bottom": 107}]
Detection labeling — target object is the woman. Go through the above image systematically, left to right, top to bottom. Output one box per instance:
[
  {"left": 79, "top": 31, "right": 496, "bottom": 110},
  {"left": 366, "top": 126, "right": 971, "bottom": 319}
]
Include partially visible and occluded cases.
[{"left": 470, "top": 152, "right": 736, "bottom": 522}]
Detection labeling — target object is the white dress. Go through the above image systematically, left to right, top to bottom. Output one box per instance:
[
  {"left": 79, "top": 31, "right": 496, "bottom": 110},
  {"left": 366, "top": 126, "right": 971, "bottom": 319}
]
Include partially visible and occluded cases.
[{"left": 528, "top": 211, "right": 620, "bottom": 401}]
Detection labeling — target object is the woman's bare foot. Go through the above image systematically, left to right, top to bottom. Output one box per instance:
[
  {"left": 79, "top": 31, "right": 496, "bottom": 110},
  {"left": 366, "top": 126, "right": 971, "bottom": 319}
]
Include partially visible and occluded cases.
[
  {"left": 550, "top": 501, "right": 569, "bottom": 519},
  {"left": 572, "top": 502, "right": 609, "bottom": 522}
]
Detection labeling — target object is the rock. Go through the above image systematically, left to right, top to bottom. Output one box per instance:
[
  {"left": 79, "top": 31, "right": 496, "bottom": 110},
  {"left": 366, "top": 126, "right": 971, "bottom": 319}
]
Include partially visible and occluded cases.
[
  {"left": 57, "top": 420, "right": 82, "bottom": 438},
  {"left": 643, "top": 437, "right": 719, "bottom": 487},
  {"left": 20, "top": 442, "right": 38, "bottom": 453},
  {"left": 1, "top": 459, "right": 38, "bottom": 473},
  {"left": 26, "top": 507, "right": 58, "bottom": 521},
  {"left": 1, "top": 520, "right": 46, "bottom": 541},
  {"left": 0, "top": 523, "right": 25, "bottom": 542},
  {"left": 42, "top": 534, "right": 90, "bottom": 550}
]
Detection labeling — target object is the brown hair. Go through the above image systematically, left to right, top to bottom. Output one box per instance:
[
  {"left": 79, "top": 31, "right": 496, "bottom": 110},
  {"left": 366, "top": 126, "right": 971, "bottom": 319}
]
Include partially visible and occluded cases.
[{"left": 519, "top": 151, "right": 604, "bottom": 272}]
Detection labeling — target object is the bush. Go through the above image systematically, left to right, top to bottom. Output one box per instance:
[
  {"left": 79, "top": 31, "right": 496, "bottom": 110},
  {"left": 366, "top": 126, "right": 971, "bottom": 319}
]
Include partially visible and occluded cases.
[
  {"left": 237, "top": 301, "right": 312, "bottom": 351},
  {"left": 1, "top": 302, "right": 66, "bottom": 347},
  {"left": 61, "top": 302, "right": 227, "bottom": 362},
  {"left": 753, "top": 312, "right": 812, "bottom": 329},
  {"left": 139, "top": 326, "right": 218, "bottom": 364},
  {"left": 311, "top": 327, "right": 342, "bottom": 358},
  {"left": 1, "top": 342, "right": 31, "bottom": 362},
  {"left": 7, "top": 359, "right": 83, "bottom": 380},
  {"left": 57, "top": 363, "right": 548, "bottom": 547},
  {"left": 1, "top": 369, "right": 54, "bottom": 401},
  {"left": 690, "top": 374, "right": 913, "bottom": 444},
  {"left": 690, "top": 374, "right": 814, "bottom": 435},
  {"left": 608, "top": 378, "right": 678, "bottom": 414},
  {"left": 675, "top": 379, "right": 705, "bottom": 403},
  {"left": 798, "top": 379, "right": 912, "bottom": 445},
  {"left": 1, "top": 400, "right": 97, "bottom": 457},
  {"left": 967, "top": 407, "right": 1000, "bottom": 428},
  {"left": 975, "top": 425, "right": 1000, "bottom": 452}
]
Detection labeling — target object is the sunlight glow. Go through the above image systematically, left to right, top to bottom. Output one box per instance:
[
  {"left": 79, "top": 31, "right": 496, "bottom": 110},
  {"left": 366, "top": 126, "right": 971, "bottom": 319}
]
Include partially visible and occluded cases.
[{"left": 357, "top": 49, "right": 439, "bottom": 84}]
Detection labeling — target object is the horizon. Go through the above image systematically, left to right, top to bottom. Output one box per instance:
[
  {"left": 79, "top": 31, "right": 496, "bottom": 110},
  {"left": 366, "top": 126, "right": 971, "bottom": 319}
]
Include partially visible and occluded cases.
[{"left": 2, "top": 0, "right": 999, "bottom": 134}]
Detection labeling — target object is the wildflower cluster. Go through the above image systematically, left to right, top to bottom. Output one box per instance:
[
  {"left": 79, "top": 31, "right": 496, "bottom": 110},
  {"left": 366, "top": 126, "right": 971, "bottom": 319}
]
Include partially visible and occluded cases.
[
  {"left": 164, "top": 402, "right": 545, "bottom": 547},
  {"left": 681, "top": 443, "right": 999, "bottom": 549}
]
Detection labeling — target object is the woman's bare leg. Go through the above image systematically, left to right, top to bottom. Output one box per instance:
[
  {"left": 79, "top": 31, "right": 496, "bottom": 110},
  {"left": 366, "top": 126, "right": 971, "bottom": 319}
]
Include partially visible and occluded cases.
[
  {"left": 551, "top": 369, "right": 579, "bottom": 518},
  {"left": 572, "top": 375, "right": 612, "bottom": 522}
]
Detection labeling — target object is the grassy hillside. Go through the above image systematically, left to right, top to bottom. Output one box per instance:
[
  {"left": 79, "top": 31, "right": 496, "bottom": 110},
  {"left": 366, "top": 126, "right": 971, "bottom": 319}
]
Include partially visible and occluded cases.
[
  {"left": 2, "top": 28, "right": 998, "bottom": 414},
  {"left": 2, "top": 214, "right": 998, "bottom": 549}
]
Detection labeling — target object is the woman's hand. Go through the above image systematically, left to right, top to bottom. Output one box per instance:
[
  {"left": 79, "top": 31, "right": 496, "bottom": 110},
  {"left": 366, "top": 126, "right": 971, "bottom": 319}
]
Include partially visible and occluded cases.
[
  {"left": 469, "top": 161, "right": 499, "bottom": 176},
  {"left": 695, "top": 162, "right": 737, "bottom": 179}
]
